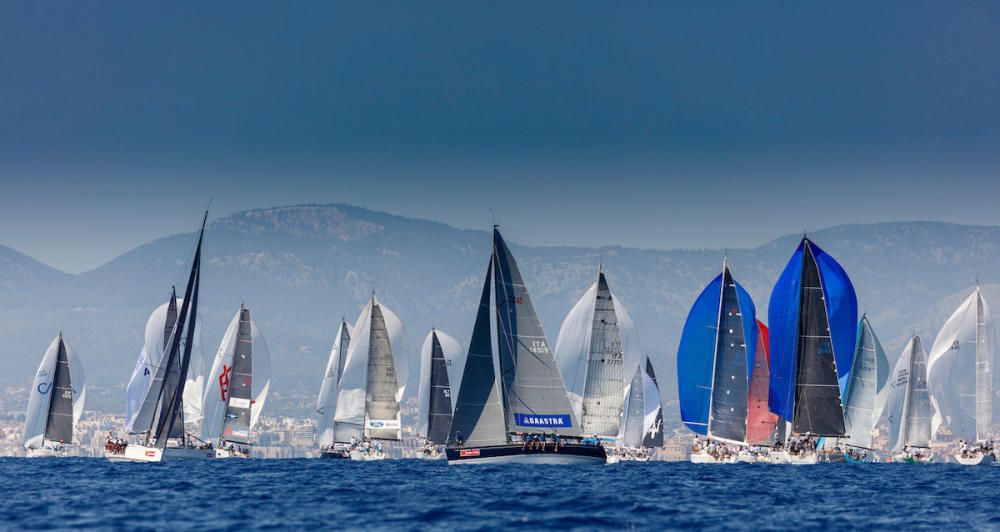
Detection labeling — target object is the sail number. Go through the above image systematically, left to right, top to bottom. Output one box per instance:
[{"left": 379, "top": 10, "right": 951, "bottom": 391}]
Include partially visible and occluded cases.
[{"left": 529, "top": 341, "right": 549, "bottom": 355}]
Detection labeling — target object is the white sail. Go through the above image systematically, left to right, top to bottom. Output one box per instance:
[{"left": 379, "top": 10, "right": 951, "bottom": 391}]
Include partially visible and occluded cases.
[
  {"left": 554, "top": 272, "right": 641, "bottom": 437},
  {"left": 928, "top": 288, "right": 993, "bottom": 442},
  {"left": 125, "top": 297, "right": 205, "bottom": 431},
  {"left": 334, "top": 297, "right": 408, "bottom": 441},
  {"left": 202, "top": 307, "right": 272, "bottom": 443},
  {"left": 316, "top": 320, "right": 350, "bottom": 448},
  {"left": 416, "top": 329, "right": 465, "bottom": 438},
  {"left": 23, "top": 335, "right": 87, "bottom": 448},
  {"left": 885, "top": 336, "right": 933, "bottom": 453},
  {"left": 641, "top": 363, "right": 660, "bottom": 439}
]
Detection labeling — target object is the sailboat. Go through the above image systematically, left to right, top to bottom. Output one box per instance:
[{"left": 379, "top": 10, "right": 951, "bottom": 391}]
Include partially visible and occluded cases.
[
  {"left": 111, "top": 211, "right": 211, "bottom": 462},
  {"left": 445, "top": 227, "right": 606, "bottom": 464},
  {"left": 768, "top": 237, "right": 858, "bottom": 465},
  {"left": 677, "top": 259, "right": 760, "bottom": 464},
  {"left": 554, "top": 268, "right": 642, "bottom": 445},
  {"left": 123, "top": 287, "right": 205, "bottom": 440},
  {"left": 928, "top": 287, "right": 995, "bottom": 465},
  {"left": 332, "top": 295, "right": 408, "bottom": 461},
  {"left": 201, "top": 304, "right": 272, "bottom": 458},
  {"left": 823, "top": 315, "right": 889, "bottom": 463},
  {"left": 317, "top": 319, "right": 351, "bottom": 458},
  {"left": 747, "top": 321, "right": 779, "bottom": 452},
  {"left": 415, "top": 329, "right": 466, "bottom": 459},
  {"left": 23, "top": 334, "right": 87, "bottom": 457},
  {"left": 885, "top": 335, "right": 934, "bottom": 463},
  {"left": 614, "top": 357, "right": 663, "bottom": 462}
]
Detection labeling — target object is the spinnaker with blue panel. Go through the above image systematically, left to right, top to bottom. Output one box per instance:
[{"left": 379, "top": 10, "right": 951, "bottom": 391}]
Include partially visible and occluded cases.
[
  {"left": 768, "top": 238, "right": 857, "bottom": 437},
  {"left": 677, "top": 260, "right": 758, "bottom": 444}
]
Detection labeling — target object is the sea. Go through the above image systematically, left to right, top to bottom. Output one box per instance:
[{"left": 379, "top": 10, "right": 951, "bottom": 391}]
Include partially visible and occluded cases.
[{"left": 1, "top": 458, "right": 998, "bottom": 530}]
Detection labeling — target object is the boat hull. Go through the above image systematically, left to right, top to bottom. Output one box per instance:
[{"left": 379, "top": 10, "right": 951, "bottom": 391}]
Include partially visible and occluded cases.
[
  {"left": 446, "top": 443, "right": 607, "bottom": 465},
  {"left": 107, "top": 444, "right": 219, "bottom": 462},
  {"left": 26, "top": 447, "right": 72, "bottom": 458},
  {"left": 320, "top": 449, "right": 352, "bottom": 459},
  {"left": 690, "top": 450, "right": 737, "bottom": 464},
  {"left": 785, "top": 452, "right": 819, "bottom": 465},
  {"left": 891, "top": 452, "right": 934, "bottom": 464},
  {"left": 955, "top": 452, "right": 995, "bottom": 466}
]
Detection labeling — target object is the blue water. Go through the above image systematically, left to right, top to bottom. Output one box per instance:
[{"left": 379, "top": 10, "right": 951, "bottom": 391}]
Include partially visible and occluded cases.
[{"left": 2, "top": 459, "right": 999, "bottom": 530}]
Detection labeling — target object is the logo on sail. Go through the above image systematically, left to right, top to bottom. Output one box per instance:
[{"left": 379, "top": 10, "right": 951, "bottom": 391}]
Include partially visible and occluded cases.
[
  {"left": 219, "top": 365, "right": 232, "bottom": 401},
  {"left": 514, "top": 413, "right": 572, "bottom": 428},
  {"left": 365, "top": 419, "right": 401, "bottom": 429}
]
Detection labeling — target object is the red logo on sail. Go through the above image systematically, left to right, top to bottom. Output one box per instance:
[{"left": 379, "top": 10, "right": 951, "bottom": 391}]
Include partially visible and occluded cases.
[{"left": 219, "top": 365, "right": 231, "bottom": 401}]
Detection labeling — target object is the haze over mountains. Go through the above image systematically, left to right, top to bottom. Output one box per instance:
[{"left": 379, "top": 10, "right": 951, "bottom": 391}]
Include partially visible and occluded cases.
[{"left": 3, "top": 204, "right": 999, "bottom": 423}]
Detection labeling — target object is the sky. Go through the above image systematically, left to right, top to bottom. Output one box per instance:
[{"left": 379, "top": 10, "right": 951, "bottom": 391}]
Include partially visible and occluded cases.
[{"left": 2, "top": 1, "right": 999, "bottom": 273}]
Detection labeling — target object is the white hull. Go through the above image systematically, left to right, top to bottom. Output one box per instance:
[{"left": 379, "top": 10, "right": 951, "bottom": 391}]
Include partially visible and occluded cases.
[
  {"left": 107, "top": 444, "right": 219, "bottom": 462},
  {"left": 26, "top": 447, "right": 72, "bottom": 458},
  {"left": 350, "top": 450, "right": 387, "bottom": 461},
  {"left": 690, "top": 450, "right": 738, "bottom": 464},
  {"left": 414, "top": 451, "right": 444, "bottom": 460},
  {"left": 785, "top": 451, "right": 819, "bottom": 465},
  {"left": 955, "top": 452, "right": 995, "bottom": 466},
  {"left": 449, "top": 453, "right": 605, "bottom": 465}
]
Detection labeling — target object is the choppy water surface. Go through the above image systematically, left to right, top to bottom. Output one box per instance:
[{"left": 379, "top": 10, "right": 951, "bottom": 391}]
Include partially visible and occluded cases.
[{"left": 1, "top": 458, "right": 999, "bottom": 530}]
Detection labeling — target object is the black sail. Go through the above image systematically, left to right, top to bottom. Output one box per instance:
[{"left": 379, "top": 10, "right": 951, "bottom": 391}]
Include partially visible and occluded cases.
[
  {"left": 792, "top": 241, "right": 846, "bottom": 436},
  {"left": 448, "top": 264, "right": 507, "bottom": 446},
  {"left": 709, "top": 266, "right": 750, "bottom": 442},
  {"left": 221, "top": 306, "right": 254, "bottom": 444},
  {"left": 426, "top": 331, "right": 454, "bottom": 444},
  {"left": 44, "top": 337, "right": 74, "bottom": 443},
  {"left": 642, "top": 358, "right": 665, "bottom": 448}
]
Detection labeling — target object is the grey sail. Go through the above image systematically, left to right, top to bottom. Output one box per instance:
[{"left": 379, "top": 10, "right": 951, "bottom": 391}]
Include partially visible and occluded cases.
[
  {"left": 493, "top": 229, "right": 580, "bottom": 437},
  {"left": 792, "top": 241, "right": 847, "bottom": 436},
  {"left": 448, "top": 264, "right": 507, "bottom": 446},
  {"left": 709, "top": 266, "right": 750, "bottom": 443},
  {"left": 579, "top": 272, "right": 626, "bottom": 437},
  {"left": 143, "top": 290, "right": 186, "bottom": 440},
  {"left": 975, "top": 292, "right": 991, "bottom": 441},
  {"left": 365, "top": 302, "right": 402, "bottom": 440},
  {"left": 221, "top": 306, "right": 254, "bottom": 444},
  {"left": 841, "top": 316, "right": 889, "bottom": 449},
  {"left": 426, "top": 331, "right": 453, "bottom": 444},
  {"left": 905, "top": 336, "right": 933, "bottom": 448},
  {"left": 44, "top": 337, "right": 74, "bottom": 443},
  {"left": 642, "top": 358, "right": 664, "bottom": 448},
  {"left": 621, "top": 365, "right": 645, "bottom": 448}
]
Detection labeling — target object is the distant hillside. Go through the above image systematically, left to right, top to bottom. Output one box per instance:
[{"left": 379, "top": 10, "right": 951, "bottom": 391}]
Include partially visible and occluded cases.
[{"left": 3, "top": 205, "right": 999, "bottom": 427}]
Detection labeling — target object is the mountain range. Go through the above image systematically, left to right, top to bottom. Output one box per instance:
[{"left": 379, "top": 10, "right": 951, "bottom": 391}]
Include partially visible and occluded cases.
[{"left": 3, "top": 204, "right": 999, "bottom": 426}]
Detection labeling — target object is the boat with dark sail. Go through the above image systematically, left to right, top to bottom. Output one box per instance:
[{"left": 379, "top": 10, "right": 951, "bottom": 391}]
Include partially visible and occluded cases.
[
  {"left": 110, "top": 211, "right": 212, "bottom": 462},
  {"left": 445, "top": 228, "right": 606, "bottom": 465},
  {"left": 768, "top": 237, "right": 858, "bottom": 465},
  {"left": 677, "top": 259, "right": 762, "bottom": 464},
  {"left": 554, "top": 267, "right": 641, "bottom": 450},
  {"left": 928, "top": 287, "right": 994, "bottom": 465},
  {"left": 332, "top": 295, "right": 408, "bottom": 461},
  {"left": 201, "top": 304, "right": 272, "bottom": 458},
  {"left": 317, "top": 319, "right": 351, "bottom": 458},
  {"left": 415, "top": 329, "right": 465, "bottom": 459},
  {"left": 23, "top": 334, "right": 87, "bottom": 458},
  {"left": 885, "top": 335, "right": 934, "bottom": 463},
  {"left": 613, "top": 356, "right": 663, "bottom": 462}
]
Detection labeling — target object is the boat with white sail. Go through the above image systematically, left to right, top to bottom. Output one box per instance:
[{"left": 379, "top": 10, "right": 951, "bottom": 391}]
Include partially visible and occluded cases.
[
  {"left": 109, "top": 211, "right": 215, "bottom": 462},
  {"left": 445, "top": 227, "right": 607, "bottom": 465},
  {"left": 768, "top": 237, "right": 858, "bottom": 465},
  {"left": 678, "top": 259, "right": 773, "bottom": 464},
  {"left": 554, "top": 267, "right": 643, "bottom": 458},
  {"left": 928, "top": 287, "right": 995, "bottom": 465},
  {"left": 331, "top": 295, "right": 409, "bottom": 461},
  {"left": 201, "top": 304, "right": 271, "bottom": 458},
  {"left": 317, "top": 319, "right": 352, "bottom": 459},
  {"left": 415, "top": 329, "right": 465, "bottom": 459},
  {"left": 23, "top": 334, "right": 87, "bottom": 458},
  {"left": 885, "top": 335, "right": 934, "bottom": 463},
  {"left": 611, "top": 357, "right": 664, "bottom": 462}
]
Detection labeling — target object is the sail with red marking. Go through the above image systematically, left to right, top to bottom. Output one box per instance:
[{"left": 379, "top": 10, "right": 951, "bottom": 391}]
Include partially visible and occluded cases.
[{"left": 747, "top": 321, "right": 778, "bottom": 445}]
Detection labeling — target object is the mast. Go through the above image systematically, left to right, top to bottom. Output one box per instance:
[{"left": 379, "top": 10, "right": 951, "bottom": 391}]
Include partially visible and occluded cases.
[{"left": 975, "top": 288, "right": 991, "bottom": 442}]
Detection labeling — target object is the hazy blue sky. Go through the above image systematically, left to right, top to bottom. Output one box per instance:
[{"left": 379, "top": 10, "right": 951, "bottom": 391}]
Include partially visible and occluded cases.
[{"left": 2, "top": 1, "right": 999, "bottom": 272}]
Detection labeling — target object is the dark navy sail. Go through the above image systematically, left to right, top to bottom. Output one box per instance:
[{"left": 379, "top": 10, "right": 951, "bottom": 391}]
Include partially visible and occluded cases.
[
  {"left": 768, "top": 238, "right": 857, "bottom": 437},
  {"left": 221, "top": 306, "right": 254, "bottom": 444},
  {"left": 426, "top": 331, "right": 453, "bottom": 444},
  {"left": 44, "top": 337, "right": 74, "bottom": 443}
]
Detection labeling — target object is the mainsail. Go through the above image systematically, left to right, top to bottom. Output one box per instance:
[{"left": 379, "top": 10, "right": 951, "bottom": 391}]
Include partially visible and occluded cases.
[
  {"left": 129, "top": 211, "right": 207, "bottom": 449},
  {"left": 448, "top": 228, "right": 581, "bottom": 446},
  {"left": 769, "top": 238, "right": 857, "bottom": 437},
  {"left": 677, "top": 261, "right": 758, "bottom": 444},
  {"left": 554, "top": 270, "right": 642, "bottom": 438},
  {"left": 927, "top": 288, "right": 993, "bottom": 442},
  {"left": 334, "top": 296, "right": 409, "bottom": 442},
  {"left": 202, "top": 305, "right": 272, "bottom": 445},
  {"left": 840, "top": 315, "right": 890, "bottom": 449},
  {"left": 316, "top": 320, "right": 351, "bottom": 448},
  {"left": 417, "top": 329, "right": 465, "bottom": 444},
  {"left": 23, "top": 335, "right": 87, "bottom": 448},
  {"left": 885, "top": 336, "right": 932, "bottom": 452},
  {"left": 621, "top": 357, "right": 662, "bottom": 448},
  {"left": 641, "top": 358, "right": 664, "bottom": 448}
]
